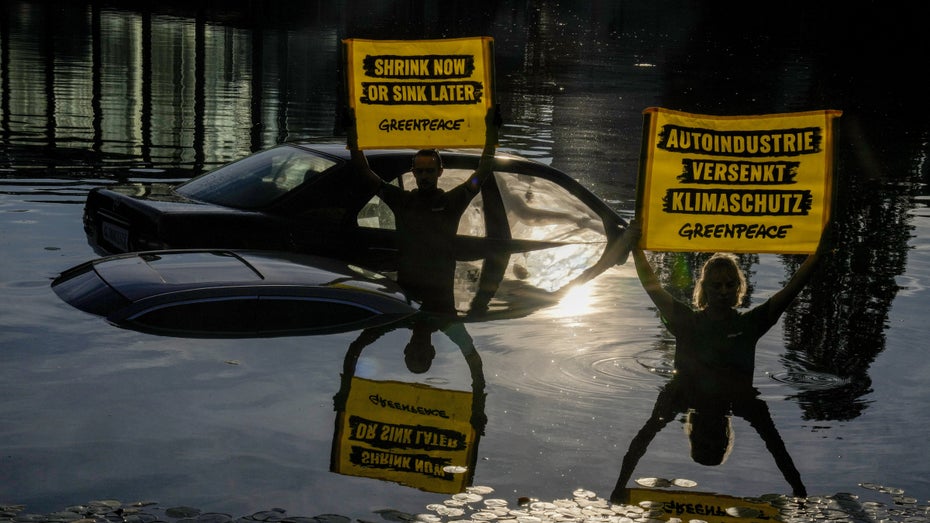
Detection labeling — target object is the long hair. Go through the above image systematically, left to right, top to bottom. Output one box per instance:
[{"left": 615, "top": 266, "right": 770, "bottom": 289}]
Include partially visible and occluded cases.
[
  {"left": 692, "top": 253, "right": 747, "bottom": 309},
  {"left": 684, "top": 409, "right": 735, "bottom": 466}
]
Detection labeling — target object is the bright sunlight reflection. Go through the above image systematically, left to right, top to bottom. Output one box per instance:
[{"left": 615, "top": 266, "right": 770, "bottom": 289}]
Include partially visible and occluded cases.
[{"left": 545, "top": 281, "right": 594, "bottom": 318}]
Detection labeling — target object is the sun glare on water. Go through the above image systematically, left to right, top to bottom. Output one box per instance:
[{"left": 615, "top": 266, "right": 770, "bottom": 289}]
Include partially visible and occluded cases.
[{"left": 546, "top": 282, "right": 595, "bottom": 318}]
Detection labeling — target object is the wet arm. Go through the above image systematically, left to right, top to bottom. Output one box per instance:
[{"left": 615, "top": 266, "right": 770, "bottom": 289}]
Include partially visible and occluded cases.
[
  {"left": 467, "top": 106, "right": 501, "bottom": 193},
  {"left": 345, "top": 107, "right": 384, "bottom": 193},
  {"left": 628, "top": 221, "right": 679, "bottom": 320},
  {"left": 765, "top": 224, "right": 830, "bottom": 323},
  {"left": 443, "top": 322, "right": 488, "bottom": 434},
  {"left": 333, "top": 326, "right": 387, "bottom": 410},
  {"left": 610, "top": 384, "right": 679, "bottom": 504},
  {"left": 740, "top": 398, "right": 807, "bottom": 497}
]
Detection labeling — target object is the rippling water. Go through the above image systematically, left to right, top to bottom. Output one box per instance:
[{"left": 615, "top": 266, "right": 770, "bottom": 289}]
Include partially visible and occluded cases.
[{"left": 2, "top": 1, "right": 930, "bottom": 521}]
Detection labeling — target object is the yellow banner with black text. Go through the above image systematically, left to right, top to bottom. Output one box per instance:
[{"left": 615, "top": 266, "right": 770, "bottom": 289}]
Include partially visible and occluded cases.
[
  {"left": 343, "top": 37, "right": 495, "bottom": 149},
  {"left": 637, "top": 108, "right": 841, "bottom": 253},
  {"left": 330, "top": 377, "right": 477, "bottom": 494},
  {"left": 628, "top": 488, "right": 781, "bottom": 522}
]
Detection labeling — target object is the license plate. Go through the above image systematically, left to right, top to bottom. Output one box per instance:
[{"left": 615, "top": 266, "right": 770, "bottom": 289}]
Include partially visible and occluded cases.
[{"left": 101, "top": 220, "right": 130, "bottom": 251}]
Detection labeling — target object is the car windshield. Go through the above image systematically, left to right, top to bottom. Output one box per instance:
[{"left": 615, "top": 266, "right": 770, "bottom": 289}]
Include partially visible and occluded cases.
[{"left": 176, "top": 145, "right": 337, "bottom": 209}]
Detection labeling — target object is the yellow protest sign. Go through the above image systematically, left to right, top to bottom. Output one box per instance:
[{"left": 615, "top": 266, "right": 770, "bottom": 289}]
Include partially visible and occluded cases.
[
  {"left": 343, "top": 37, "right": 495, "bottom": 149},
  {"left": 637, "top": 108, "right": 841, "bottom": 253},
  {"left": 330, "top": 377, "right": 478, "bottom": 494},
  {"left": 628, "top": 488, "right": 781, "bottom": 522}
]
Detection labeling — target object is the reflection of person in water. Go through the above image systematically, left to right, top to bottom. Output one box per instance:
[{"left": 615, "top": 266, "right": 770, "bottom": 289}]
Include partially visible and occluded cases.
[
  {"left": 347, "top": 107, "right": 500, "bottom": 314},
  {"left": 610, "top": 220, "right": 829, "bottom": 503},
  {"left": 333, "top": 313, "right": 488, "bottom": 434}
]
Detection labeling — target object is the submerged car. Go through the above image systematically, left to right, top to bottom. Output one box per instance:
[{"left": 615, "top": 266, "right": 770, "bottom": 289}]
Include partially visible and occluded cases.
[
  {"left": 83, "top": 143, "right": 630, "bottom": 313},
  {"left": 51, "top": 249, "right": 418, "bottom": 338}
]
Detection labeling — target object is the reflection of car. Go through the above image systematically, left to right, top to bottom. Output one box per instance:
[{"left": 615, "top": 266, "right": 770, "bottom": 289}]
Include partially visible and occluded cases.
[
  {"left": 83, "top": 143, "right": 628, "bottom": 278},
  {"left": 51, "top": 250, "right": 418, "bottom": 338}
]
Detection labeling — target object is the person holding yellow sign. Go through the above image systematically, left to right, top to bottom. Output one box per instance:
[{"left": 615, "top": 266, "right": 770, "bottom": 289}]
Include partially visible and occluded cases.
[
  {"left": 347, "top": 106, "right": 501, "bottom": 314},
  {"left": 627, "top": 218, "right": 828, "bottom": 378},
  {"left": 610, "top": 220, "right": 831, "bottom": 503}
]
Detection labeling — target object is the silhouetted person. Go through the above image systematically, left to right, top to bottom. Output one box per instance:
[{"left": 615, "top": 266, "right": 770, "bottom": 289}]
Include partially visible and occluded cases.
[
  {"left": 347, "top": 107, "right": 500, "bottom": 314},
  {"left": 610, "top": 220, "right": 829, "bottom": 503},
  {"left": 610, "top": 364, "right": 806, "bottom": 504}
]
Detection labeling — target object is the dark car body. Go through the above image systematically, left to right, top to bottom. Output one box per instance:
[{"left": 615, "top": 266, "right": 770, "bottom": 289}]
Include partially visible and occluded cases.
[
  {"left": 82, "top": 143, "right": 629, "bottom": 316},
  {"left": 51, "top": 249, "right": 418, "bottom": 338}
]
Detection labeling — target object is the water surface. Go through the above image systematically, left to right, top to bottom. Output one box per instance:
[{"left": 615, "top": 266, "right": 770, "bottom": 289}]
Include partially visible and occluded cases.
[{"left": 2, "top": 1, "right": 929, "bottom": 521}]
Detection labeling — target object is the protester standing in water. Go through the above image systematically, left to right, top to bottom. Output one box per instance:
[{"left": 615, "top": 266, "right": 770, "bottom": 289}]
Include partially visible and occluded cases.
[
  {"left": 346, "top": 106, "right": 500, "bottom": 315},
  {"left": 610, "top": 220, "right": 830, "bottom": 503}
]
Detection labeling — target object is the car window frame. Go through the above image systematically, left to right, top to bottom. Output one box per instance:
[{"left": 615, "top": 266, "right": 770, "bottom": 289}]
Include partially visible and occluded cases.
[{"left": 175, "top": 145, "right": 339, "bottom": 210}]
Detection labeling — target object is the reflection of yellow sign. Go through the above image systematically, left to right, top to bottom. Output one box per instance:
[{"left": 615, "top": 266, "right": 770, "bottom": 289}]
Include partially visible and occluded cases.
[
  {"left": 343, "top": 37, "right": 495, "bottom": 149},
  {"left": 638, "top": 108, "right": 841, "bottom": 253},
  {"left": 331, "top": 377, "right": 477, "bottom": 494},
  {"left": 628, "top": 488, "right": 781, "bottom": 522}
]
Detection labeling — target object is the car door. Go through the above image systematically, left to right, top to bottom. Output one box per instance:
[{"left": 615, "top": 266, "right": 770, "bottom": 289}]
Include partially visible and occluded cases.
[{"left": 353, "top": 153, "right": 626, "bottom": 317}]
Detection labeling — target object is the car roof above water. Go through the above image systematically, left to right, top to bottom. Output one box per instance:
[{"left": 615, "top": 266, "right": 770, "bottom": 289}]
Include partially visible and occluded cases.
[{"left": 88, "top": 250, "right": 394, "bottom": 297}]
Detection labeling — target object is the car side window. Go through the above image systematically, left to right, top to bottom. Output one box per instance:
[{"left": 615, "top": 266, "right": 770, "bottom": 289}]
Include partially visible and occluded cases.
[
  {"left": 176, "top": 146, "right": 336, "bottom": 209},
  {"left": 269, "top": 154, "right": 331, "bottom": 191},
  {"left": 493, "top": 172, "right": 606, "bottom": 240},
  {"left": 357, "top": 181, "right": 399, "bottom": 230},
  {"left": 130, "top": 297, "right": 377, "bottom": 336},
  {"left": 131, "top": 298, "right": 260, "bottom": 334}
]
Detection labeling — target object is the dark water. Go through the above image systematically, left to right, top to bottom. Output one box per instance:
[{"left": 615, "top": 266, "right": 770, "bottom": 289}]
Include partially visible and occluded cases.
[{"left": 2, "top": 1, "right": 930, "bottom": 521}]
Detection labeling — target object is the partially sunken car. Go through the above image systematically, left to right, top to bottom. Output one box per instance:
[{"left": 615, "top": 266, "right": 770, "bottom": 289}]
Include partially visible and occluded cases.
[
  {"left": 83, "top": 143, "right": 629, "bottom": 310},
  {"left": 51, "top": 249, "right": 418, "bottom": 338}
]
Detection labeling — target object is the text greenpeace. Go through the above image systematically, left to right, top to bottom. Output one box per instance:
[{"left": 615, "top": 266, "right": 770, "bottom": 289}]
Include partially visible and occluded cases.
[{"left": 368, "top": 393, "right": 450, "bottom": 419}]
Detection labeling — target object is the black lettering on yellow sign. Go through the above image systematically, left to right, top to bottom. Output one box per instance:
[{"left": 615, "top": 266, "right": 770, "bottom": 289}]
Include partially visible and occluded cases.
[
  {"left": 363, "top": 55, "right": 476, "bottom": 79},
  {"left": 359, "top": 81, "right": 484, "bottom": 105},
  {"left": 378, "top": 118, "right": 464, "bottom": 132},
  {"left": 658, "top": 125, "right": 823, "bottom": 157},
  {"left": 680, "top": 159, "right": 799, "bottom": 185},
  {"left": 663, "top": 188, "right": 812, "bottom": 216},
  {"left": 678, "top": 222, "right": 793, "bottom": 240},
  {"left": 367, "top": 393, "right": 449, "bottom": 419},
  {"left": 347, "top": 415, "right": 466, "bottom": 451},
  {"left": 350, "top": 446, "right": 455, "bottom": 480},
  {"left": 660, "top": 500, "right": 730, "bottom": 518}
]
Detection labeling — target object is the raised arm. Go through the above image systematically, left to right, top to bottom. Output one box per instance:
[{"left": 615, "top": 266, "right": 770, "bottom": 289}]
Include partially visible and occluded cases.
[
  {"left": 466, "top": 105, "right": 501, "bottom": 193},
  {"left": 345, "top": 107, "right": 383, "bottom": 193},
  {"left": 627, "top": 220, "right": 680, "bottom": 320},
  {"left": 764, "top": 222, "right": 831, "bottom": 323}
]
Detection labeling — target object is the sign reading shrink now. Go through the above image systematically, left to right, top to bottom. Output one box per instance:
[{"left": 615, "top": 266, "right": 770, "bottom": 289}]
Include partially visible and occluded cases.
[
  {"left": 343, "top": 37, "right": 495, "bottom": 149},
  {"left": 637, "top": 108, "right": 842, "bottom": 254}
]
